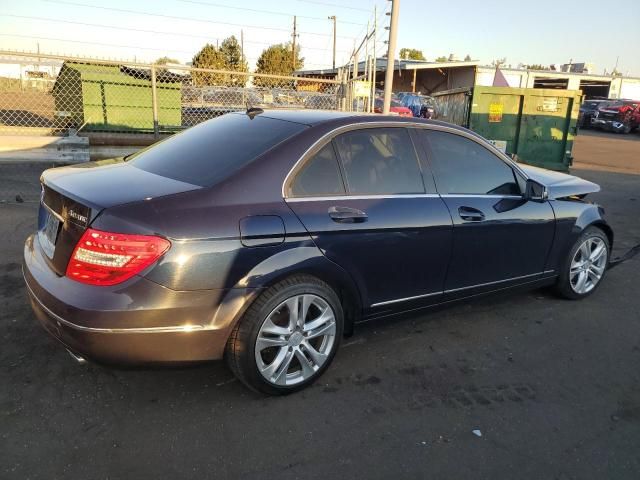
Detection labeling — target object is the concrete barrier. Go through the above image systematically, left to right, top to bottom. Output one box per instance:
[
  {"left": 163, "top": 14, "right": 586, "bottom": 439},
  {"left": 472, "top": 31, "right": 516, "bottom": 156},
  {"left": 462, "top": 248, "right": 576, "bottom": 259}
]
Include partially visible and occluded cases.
[{"left": 0, "top": 135, "right": 89, "bottom": 163}]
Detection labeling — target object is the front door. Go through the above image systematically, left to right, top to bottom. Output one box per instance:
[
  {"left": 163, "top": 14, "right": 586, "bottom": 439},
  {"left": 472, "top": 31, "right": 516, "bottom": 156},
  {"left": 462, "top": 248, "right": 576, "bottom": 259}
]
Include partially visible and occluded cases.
[
  {"left": 285, "top": 126, "right": 453, "bottom": 310},
  {"left": 418, "top": 128, "right": 555, "bottom": 295}
]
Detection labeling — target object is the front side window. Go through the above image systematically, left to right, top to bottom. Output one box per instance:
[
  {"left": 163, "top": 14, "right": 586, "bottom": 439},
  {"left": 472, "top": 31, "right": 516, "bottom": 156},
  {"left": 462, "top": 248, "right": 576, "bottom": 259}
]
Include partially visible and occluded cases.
[
  {"left": 333, "top": 128, "right": 425, "bottom": 195},
  {"left": 422, "top": 130, "right": 520, "bottom": 196},
  {"left": 289, "top": 143, "right": 345, "bottom": 197}
]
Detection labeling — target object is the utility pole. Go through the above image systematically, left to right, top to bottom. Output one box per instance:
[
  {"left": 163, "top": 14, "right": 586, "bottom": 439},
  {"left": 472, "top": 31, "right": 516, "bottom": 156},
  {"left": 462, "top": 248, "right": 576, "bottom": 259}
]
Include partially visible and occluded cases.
[
  {"left": 382, "top": 0, "right": 400, "bottom": 114},
  {"left": 370, "top": 4, "right": 376, "bottom": 112},
  {"left": 328, "top": 15, "right": 336, "bottom": 70},
  {"left": 292, "top": 16, "right": 298, "bottom": 71},
  {"left": 240, "top": 29, "right": 244, "bottom": 65}
]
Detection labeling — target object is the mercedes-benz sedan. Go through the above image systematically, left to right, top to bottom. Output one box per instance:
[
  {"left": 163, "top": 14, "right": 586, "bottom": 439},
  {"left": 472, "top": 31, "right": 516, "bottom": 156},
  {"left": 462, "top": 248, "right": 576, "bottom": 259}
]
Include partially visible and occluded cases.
[{"left": 23, "top": 110, "right": 613, "bottom": 395}]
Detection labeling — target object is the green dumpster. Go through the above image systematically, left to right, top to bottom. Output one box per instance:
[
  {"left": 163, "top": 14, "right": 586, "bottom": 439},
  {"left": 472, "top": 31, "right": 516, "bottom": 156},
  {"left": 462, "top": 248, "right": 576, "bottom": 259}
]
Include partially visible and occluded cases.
[
  {"left": 52, "top": 62, "right": 181, "bottom": 133},
  {"left": 432, "top": 86, "right": 582, "bottom": 172}
]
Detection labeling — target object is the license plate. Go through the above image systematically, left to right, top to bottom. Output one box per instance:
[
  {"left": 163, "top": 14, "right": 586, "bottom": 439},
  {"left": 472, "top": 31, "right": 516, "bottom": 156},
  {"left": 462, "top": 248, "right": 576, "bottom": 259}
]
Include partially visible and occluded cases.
[{"left": 38, "top": 209, "right": 60, "bottom": 259}]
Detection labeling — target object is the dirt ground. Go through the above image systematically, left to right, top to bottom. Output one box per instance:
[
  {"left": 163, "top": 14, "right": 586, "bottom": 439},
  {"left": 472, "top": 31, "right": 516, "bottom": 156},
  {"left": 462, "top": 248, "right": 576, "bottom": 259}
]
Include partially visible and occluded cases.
[
  {"left": 573, "top": 129, "right": 640, "bottom": 175},
  {"left": 0, "top": 130, "right": 638, "bottom": 479}
]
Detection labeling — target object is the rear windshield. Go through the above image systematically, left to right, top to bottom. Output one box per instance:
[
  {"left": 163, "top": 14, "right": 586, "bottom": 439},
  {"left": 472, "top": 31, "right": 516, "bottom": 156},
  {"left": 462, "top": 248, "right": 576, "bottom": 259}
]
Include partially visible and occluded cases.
[{"left": 128, "top": 113, "right": 307, "bottom": 186}]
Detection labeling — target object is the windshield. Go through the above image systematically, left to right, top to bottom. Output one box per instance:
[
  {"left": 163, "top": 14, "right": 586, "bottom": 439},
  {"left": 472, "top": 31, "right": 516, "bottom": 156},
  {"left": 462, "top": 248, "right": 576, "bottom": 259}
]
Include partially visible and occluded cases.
[{"left": 128, "top": 113, "right": 307, "bottom": 187}]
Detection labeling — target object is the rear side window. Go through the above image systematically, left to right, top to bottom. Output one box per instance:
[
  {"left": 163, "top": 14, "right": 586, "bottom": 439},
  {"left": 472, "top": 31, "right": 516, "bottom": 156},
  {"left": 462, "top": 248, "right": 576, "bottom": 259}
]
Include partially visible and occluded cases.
[
  {"left": 129, "top": 113, "right": 306, "bottom": 187},
  {"left": 333, "top": 128, "right": 424, "bottom": 195},
  {"left": 422, "top": 130, "right": 520, "bottom": 195},
  {"left": 290, "top": 144, "right": 345, "bottom": 197}
]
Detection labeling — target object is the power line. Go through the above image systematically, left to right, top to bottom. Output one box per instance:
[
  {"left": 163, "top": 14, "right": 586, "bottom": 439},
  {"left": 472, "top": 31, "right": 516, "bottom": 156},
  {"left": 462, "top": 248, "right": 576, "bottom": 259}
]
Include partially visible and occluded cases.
[
  {"left": 42, "top": 0, "right": 356, "bottom": 39},
  {"left": 176, "top": 0, "right": 367, "bottom": 26},
  {"left": 295, "top": 0, "right": 372, "bottom": 12},
  {"left": 0, "top": 15, "right": 351, "bottom": 53},
  {"left": 0, "top": 33, "right": 336, "bottom": 67},
  {"left": 0, "top": 33, "right": 193, "bottom": 54}
]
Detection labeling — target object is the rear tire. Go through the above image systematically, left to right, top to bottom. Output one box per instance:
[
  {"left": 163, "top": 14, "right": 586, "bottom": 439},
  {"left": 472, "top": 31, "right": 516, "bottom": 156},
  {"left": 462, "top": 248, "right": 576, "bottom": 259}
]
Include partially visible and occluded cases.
[
  {"left": 554, "top": 226, "right": 610, "bottom": 300},
  {"left": 225, "top": 275, "right": 343, "bottom": 395}
]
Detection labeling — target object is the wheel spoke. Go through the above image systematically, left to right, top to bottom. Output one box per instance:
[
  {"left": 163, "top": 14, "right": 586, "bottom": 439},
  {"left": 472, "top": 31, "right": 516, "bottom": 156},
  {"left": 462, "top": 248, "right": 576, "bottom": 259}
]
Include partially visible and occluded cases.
[
  {"left": 579, "top": 241, "right": 591, "bottom": 260},
  {"left": 590, "top": 243, "right": 606, "bottom": 262},
  {"left": 587, "top": 269, "right": 600, "bottom": 283},
  {"left": 574, "top": 270, "right": 588, "bottom": 293},
  {"left": 299, "top": 295, "right": 313, "bottom": 329},
  {"left": 285, "top": 296, "right": 300, "bottom": 331},
  {"left": 303, "top": 306, "right": 333, "bottom": 332},
  {"left": 260, "top": 317, "right": 290, "bottom": 336},
  {"left": 305, "top": 319, "right": 336, "bottom": 340},
  {"left": 256, "top": 335, "right": 288, "bottom": 352},
  {"left": 302, "top": 341, "right": 328, "bottom": 366},
  {"left": 261, "top": 346, "right": 288, "bottom": 380},
  {"left": 294, "top": 348, "right": 316, "bottom": 377},
  {"left": 272, "top": 349, "right": 295, "bottom": 385}
]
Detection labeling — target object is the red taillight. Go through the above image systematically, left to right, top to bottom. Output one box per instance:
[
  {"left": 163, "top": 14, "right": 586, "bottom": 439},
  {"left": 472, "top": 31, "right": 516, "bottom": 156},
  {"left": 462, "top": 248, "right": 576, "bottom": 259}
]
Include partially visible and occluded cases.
[{"left": 66, "top": 228, "right": 171, "bottom": 286}]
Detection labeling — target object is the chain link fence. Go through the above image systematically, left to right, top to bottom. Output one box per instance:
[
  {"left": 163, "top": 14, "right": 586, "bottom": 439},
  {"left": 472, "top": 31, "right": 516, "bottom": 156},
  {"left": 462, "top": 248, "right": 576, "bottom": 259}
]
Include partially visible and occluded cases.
[{"left": 0, "top": 51, "right": 349, "bottom": 202}]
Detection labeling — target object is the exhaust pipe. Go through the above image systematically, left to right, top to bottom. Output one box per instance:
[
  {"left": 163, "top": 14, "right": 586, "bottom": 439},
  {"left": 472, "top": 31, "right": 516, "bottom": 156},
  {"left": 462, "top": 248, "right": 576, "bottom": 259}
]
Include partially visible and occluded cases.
[{"left": 67, "top": 349, "right": 87, "bottom": 365}]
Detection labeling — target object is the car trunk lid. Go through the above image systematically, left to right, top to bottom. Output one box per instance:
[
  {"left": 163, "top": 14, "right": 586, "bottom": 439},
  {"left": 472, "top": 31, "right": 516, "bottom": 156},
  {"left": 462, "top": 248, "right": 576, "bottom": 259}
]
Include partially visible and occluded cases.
[{"left": 38, "top": 158, "right": 201, "bottom": 276}]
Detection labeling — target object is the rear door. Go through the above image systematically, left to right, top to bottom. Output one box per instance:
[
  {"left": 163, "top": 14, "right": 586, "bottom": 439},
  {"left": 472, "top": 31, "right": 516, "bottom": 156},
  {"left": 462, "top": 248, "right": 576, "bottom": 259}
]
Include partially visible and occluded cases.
[
  {"left": 285, "top": 126, "right": 453, "bottom": 311},
  {"left": 417, "top": 128, "right": 556, "bottom": 296}
]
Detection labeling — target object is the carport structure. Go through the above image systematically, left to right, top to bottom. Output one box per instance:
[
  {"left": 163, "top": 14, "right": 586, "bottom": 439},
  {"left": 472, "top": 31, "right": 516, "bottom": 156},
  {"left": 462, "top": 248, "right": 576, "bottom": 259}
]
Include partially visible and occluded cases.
[{"left": 295, "top": 59, "right": 479, "bottom": 96}]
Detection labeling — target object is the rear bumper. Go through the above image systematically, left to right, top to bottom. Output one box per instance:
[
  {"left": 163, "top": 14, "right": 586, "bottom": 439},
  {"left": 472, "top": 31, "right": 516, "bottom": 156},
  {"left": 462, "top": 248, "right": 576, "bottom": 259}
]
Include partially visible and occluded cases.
[{"left": 23, "top": 234, "right": 259, "bottom": 365}]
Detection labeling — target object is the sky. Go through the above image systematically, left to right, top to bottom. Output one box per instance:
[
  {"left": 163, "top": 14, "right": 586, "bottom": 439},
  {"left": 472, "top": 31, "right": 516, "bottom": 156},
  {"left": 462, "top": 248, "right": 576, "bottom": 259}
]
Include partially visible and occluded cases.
[{"left": 0, "top": 0, "right": 639, "bottom": 76}]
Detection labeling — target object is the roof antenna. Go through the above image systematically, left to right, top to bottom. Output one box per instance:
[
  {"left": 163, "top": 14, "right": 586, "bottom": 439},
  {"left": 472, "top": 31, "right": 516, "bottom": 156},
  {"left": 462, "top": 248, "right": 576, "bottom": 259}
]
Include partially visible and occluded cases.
[{"left": 246, "top": 106, "right": 264, "bottom": 119}]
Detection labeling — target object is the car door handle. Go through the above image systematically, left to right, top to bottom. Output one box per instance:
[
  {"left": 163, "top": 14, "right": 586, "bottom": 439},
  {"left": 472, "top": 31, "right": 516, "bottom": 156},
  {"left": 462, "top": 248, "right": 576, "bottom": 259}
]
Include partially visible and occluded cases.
[
  {"left": 328, "top": 206, "right": 368, "bottom": 223},
  {"left": 458, "top": 206, "right": 485, "bottom": 222}
]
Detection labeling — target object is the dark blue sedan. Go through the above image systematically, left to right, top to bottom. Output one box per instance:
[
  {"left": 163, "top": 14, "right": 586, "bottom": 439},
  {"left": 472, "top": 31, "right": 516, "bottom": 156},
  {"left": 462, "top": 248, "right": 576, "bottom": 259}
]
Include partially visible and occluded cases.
[{"left": 23, "top": 110, "right": 612, "bottom": 394}]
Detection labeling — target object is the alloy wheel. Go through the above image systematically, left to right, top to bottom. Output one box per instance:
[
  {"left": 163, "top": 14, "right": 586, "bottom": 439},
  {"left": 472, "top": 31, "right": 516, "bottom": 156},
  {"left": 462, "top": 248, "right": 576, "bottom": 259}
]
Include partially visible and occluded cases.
[
  {"left": 570, "top": 237, "right": 607, "bottom": 294},
  {"left": 255, "top": 294, "right": 336, "bottom": 386}
]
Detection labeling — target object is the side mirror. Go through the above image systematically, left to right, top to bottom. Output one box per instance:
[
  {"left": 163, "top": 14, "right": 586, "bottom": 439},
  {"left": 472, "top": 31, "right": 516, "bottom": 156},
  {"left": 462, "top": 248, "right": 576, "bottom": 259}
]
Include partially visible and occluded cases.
[{"left": 525, "top": 179, "right": 548, "bottom": 202}]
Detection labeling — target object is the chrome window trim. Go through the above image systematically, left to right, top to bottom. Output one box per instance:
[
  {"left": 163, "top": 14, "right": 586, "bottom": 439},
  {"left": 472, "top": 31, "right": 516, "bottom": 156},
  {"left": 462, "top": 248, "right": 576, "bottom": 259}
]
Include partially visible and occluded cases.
[
  {"left": 281, "top": 120, "right": 530, "bottom": 199},
  {"left": 285, "top": 193, "right": 525, "bottom": 203},
  {"left": 286, "top": 193, "right": 441, "bottom": 202},
  {"left": 440, "top": 194, "right": 524, "bottom": 199},
  {"left": 370, "top": 270, "right": 556, "bottom": 308}
]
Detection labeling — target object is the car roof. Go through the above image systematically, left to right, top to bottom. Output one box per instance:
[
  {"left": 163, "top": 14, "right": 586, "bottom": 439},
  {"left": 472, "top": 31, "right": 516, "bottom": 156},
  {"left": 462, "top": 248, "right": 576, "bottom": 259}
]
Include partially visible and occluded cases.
[
  {"left": 231, "top": 108, "right": 471, "bottom": 134},
  {"left": 251, "top": 109, "right": 360, "bottom": 126}
]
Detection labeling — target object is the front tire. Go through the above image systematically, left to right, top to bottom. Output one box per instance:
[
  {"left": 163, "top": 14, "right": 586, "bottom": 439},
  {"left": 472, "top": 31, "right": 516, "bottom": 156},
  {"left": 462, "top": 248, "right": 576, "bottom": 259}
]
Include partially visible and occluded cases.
[
  {"left": 554, "top": 226, "right": 610, "bottom": 300},
  {"left": 225, "top": 275, "right": 343, "bottom": 395}
]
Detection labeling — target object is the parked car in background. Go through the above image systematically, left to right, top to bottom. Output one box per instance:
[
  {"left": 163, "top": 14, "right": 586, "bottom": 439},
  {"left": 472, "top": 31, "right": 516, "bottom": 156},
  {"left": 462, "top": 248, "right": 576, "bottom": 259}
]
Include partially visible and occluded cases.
[
  {"left": 400, "top": 93, "right": 436, "bottom": 119},
  {"left": 373, "top": 97, "right": 413, "bottom": 117},
  {"left": 578, "top": 99, "right": 611, "bottom": 129},
  {"left": 591, "top": 99, "right": 640, "bottom": 133},
  {"left": 632, "top": 108, "right": 640, "bottom": 134},
  {"left": 24, "top": 110, "right": 613, "bottom": 395}
]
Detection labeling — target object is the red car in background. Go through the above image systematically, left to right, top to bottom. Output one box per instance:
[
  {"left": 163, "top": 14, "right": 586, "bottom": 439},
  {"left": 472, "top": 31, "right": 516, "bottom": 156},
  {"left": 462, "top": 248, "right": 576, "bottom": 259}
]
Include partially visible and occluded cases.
[
  {"left": 373, "top": 97, "right": 413, "bottom": 117},
  {"left": 591, "top": 99, "right": 640, "bottom": 133}
]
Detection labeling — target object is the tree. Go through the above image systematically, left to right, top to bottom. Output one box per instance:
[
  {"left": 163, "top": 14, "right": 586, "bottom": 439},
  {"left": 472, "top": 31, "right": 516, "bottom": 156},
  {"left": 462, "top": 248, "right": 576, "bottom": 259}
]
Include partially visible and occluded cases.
[
  {"left": 219, "top": 35, "right": 248, "bottom": 86},
  {"left": 254, "top": 42, "right": 304, "bottom": 87},
  {"left": 191, "top": 43, "right": 227, "bottom": 86},
  {"left": 399, "top": 48, "right": 426, "bottom": 61},
  {"left": 464, "top": 54, "right": 472, "bottom": 62},
  {"left": 153, "top": 56, "right": 180, "bottom": 75},
  {"left": 154, "top": 56, "right": 179, "bottom": 65},
  {"left": 435, "top": 56, "right": 448, "bottom": 63},
  {"left": 491, "top": 57, "right": 507, "bottom": 67},
  {"left": 526, "top": 64, "right": 547, "bottom": 70}
]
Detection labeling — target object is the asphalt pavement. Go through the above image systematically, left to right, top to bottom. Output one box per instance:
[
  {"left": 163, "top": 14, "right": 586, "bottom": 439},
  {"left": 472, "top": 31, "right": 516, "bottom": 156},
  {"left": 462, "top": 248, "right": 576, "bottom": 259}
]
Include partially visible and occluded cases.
[{"left": 1, "top": 131, "right": 639, "bottom": 479}]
